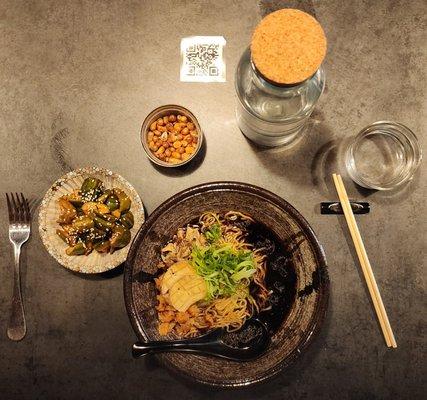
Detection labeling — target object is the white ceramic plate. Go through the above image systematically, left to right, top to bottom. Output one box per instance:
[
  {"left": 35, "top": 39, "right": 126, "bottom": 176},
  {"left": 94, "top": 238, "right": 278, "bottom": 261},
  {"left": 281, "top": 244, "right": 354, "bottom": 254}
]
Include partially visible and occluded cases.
[{"left": 38, "top": 167, "right": 145, "bottom": 273}]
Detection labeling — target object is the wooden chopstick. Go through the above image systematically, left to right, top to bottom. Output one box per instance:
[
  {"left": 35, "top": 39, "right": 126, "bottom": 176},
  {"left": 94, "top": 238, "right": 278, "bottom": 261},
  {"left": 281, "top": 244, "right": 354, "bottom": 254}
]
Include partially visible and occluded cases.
[
  {"left": 332, "top": 173, "right": 397, "bottom": 348},
  {"left": 333, "top": 175, "right": 393, "bottom": 347}
]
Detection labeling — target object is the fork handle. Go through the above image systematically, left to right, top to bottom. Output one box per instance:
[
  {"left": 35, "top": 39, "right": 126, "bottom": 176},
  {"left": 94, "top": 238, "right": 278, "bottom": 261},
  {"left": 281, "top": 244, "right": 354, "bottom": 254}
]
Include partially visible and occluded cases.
[{"left": 7, "top": 245, "right": 26, "bottom": 341}]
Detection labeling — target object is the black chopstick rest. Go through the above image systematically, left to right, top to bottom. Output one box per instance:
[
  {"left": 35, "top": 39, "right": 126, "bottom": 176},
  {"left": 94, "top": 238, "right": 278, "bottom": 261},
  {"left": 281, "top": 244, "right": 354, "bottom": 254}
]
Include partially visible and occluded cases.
[{"left": 321, "top": 201, "right": 370, "bottom": 215}]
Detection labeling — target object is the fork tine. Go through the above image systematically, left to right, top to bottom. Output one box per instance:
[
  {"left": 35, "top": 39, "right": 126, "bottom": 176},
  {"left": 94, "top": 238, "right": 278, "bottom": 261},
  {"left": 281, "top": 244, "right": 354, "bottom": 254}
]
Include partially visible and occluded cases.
[
  {"left": 15, "top": 192, "right": 23, "bottom": 223},
  {"left": 17, "top": 192, "right": 25, "bottom": 223},
  {"left": 6, "top": 193, "right": 15, "bottom": 223},
  {"left": 11, "top": 193, "right": 19, "bottom": 223},
  {"left": 18, "top": 193, "right": 26, "bottom": 223},
  {"left": 21, "top": 193, "right": 31, "bottom": 222}
]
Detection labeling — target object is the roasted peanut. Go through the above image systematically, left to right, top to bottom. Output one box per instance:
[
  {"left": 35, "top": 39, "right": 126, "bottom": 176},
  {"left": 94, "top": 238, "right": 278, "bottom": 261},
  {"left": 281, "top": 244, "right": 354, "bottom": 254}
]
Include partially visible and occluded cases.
[
  {"left": 147, "top": 112, "right": 198, "bottom": 164},
  {"left": 166, "top": 123, "right": 174, "bottom": 131},
  {"left": 173, "top": 123, "right": 184, "bottom": 132},
  {"left": 156, "top": 146, "right": 165, "bottom": 155}
]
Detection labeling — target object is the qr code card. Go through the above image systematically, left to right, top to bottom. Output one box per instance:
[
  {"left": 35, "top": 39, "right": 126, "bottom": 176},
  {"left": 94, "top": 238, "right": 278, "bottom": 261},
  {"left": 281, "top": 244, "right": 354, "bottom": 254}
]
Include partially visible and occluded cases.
[{"left": 180, "top": 36, "right": 226, "bottom": 82}]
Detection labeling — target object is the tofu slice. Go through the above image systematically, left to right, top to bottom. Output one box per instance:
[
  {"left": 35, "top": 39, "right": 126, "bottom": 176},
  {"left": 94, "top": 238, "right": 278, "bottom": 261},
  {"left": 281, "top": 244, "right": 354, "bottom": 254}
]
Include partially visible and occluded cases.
[
  {"left": 160, "top": 261, "right": 197, "bottom": 295},
  {"left": 169, "top": 275, "right": 207, "bottom": 312}
]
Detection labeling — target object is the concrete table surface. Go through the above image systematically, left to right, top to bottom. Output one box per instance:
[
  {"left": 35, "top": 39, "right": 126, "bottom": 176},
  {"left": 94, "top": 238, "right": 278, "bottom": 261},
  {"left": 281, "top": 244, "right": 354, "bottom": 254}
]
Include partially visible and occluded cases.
[{"left": 0, "top": 0, "right": 425, "bottom": 399}]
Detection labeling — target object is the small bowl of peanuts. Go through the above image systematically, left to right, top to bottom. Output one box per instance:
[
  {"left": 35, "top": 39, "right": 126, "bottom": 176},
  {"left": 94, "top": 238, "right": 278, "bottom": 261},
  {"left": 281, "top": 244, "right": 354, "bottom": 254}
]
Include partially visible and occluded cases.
[{"left": 141, "top": 105, "right": 203, "bottom": 167}]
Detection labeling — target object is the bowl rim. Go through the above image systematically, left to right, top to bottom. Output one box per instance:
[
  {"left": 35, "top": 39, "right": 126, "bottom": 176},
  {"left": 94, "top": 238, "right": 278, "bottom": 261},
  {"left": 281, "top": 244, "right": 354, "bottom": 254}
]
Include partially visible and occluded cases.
[
  {"left": 140, "top": 104, "right": 203, "bottom": 168},
  {"left": 38, "top": 166, "right": 145, "bottom": 274},
  {"left": 124, "top": 181, "right": 329, "bottom": 387}
]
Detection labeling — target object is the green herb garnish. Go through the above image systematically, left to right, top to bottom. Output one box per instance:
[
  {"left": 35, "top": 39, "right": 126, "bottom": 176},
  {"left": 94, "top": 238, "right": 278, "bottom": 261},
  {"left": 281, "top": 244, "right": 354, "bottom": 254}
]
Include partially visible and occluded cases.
[
  {"left": 204, "top": 223, "right": 221, "bottom": 243},
  {"left": 191, "top": 242, "right": 256, "bottom": 300}
]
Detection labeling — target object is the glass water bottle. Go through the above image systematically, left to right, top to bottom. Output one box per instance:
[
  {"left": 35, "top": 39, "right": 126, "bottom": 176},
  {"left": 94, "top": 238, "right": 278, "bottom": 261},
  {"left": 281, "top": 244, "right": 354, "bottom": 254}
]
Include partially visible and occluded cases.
[{"left": 235, "top": 47, "right": 325, "bottom": 147}]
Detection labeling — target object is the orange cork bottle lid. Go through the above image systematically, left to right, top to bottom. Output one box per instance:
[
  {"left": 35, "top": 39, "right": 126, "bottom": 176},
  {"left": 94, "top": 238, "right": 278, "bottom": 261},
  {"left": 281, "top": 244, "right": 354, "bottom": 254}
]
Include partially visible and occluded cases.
[{"left": 251, "top": 9, "right": 327, "bottom": 85}]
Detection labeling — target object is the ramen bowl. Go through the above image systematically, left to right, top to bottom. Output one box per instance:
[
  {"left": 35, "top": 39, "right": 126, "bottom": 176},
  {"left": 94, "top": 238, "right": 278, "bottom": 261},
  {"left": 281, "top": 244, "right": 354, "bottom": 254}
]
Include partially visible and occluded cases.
[{"left": 124, "top": 182, "right": 329, "bottom": 387}]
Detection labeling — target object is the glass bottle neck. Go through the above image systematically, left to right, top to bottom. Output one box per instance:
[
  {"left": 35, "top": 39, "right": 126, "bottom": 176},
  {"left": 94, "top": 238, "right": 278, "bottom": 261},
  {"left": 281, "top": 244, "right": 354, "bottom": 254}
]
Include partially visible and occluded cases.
[{"left": 250, "top": 59, "right": 313, "bottom": 96}]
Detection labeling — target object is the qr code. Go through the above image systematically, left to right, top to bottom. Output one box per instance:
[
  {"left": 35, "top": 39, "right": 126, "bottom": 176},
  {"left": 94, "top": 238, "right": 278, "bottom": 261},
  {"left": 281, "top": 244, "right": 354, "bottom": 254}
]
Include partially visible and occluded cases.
[{"left": 180, "top": 36, "right": 226, "bottom": 82}]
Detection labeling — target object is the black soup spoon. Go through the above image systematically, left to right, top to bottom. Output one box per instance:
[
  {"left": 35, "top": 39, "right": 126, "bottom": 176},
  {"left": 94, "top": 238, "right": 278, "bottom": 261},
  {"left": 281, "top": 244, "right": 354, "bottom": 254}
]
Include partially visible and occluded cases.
[{"left": 132, "top": 317, "right": 270, "bottom": 361}]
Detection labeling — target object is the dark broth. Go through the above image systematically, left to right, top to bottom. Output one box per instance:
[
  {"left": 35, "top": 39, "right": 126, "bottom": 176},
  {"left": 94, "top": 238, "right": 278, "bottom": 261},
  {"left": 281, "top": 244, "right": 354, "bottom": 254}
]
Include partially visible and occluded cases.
[{"left": 245, "top": 221, "right": 297, "bottom": 334}]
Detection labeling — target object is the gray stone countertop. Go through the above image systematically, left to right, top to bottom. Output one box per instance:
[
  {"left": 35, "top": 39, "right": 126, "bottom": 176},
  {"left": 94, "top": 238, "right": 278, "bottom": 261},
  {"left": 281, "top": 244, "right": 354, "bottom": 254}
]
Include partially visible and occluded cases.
[{"left": 0, "top": 0, "right": 425, "bottom": 399}]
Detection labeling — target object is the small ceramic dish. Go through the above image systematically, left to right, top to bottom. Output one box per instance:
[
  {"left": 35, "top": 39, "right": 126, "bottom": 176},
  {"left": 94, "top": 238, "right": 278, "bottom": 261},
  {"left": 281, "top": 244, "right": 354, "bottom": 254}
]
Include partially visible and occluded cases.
[
  {"left": 140, "top": 105, "right": 203, "bottom": 167},
  {"left": 38, "top": 166, "right": 145, "bottom": 274}
]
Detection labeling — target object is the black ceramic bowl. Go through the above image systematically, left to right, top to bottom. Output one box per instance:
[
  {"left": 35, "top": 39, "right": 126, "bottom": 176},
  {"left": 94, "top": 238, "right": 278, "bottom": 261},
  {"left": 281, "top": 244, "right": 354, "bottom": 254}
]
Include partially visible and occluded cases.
[{"left": 124, "top": 182, "right": 329, "bottom": 387}]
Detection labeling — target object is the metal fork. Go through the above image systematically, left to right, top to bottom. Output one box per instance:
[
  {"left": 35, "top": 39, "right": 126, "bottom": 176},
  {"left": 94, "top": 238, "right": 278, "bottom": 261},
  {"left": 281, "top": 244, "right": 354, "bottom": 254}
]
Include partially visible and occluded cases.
[{"left": 6, "top": 193, "right": 31, "bottom": 341}]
